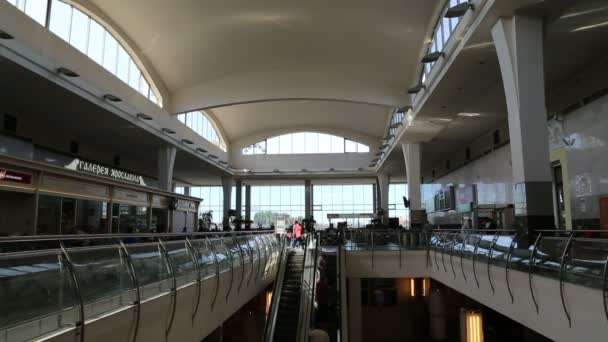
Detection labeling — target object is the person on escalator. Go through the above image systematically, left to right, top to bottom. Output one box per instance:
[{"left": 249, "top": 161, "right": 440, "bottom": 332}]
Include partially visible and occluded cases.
[{"left": 293, "top": 220, "right": 304, "bottom": 248}]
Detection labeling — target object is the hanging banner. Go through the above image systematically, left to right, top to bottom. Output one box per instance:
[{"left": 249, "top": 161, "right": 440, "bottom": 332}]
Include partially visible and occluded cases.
[{"left": 65, "top": 159, "right": 146, "bottom": 186}]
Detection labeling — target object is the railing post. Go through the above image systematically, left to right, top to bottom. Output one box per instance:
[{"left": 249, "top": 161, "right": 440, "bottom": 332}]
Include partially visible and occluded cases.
[
  {"left": 398, "top": 229, "right": 402, "bottom": 268},
  {"left": 371, "top": 230, "right": 375, "bottom": 269},
  {"left": 440, "top": 232, "right": 448, "bottom": 273},
  {"left": 449, "top": 232, "right": 458, "bottom": 278},
  {"left": 460, "top": 232, "right": 469, "bottom": 282},
  {"left": 487, "top": 232, "right": 499, "bottom": 294},
  {"left": 559, "top": 232, "right": 575, "bottom": 327},
  {"left": 505, "top": 233, "right": 518, "bottom": 303},
  {"left": 529, "top": 233, "right": 543, "bottom": 314},
  {"left": 472, "top": 234, "right": 482, "bottom": 288},
  {"left": 234, "top": 235, "right": 246, "bottom": 293},
  {"left": 224, "top": 237, "right": 235, "bottom": 302},
  {"left": 185, "top": 238, "right": 202, "bottom": 321},
  {"left": 205, "top": 238, "right": 220, "bottom": 310},
  {"left": 157, "top": 239, "right": 177, "bottom": 339},
  {"left": 59, "top": 241, "right": 85, "bottom": 342},
  {"left": 119, "top": 241, "right": 141, "bottom": 342},
  {"left": 602, "top": 255, "right": 608, "bottom": 322}
]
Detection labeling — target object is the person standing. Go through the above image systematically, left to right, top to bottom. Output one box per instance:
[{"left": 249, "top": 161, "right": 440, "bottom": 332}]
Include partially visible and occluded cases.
[{"left": 293, "top": 220, "right": 304, "bottom": 248}]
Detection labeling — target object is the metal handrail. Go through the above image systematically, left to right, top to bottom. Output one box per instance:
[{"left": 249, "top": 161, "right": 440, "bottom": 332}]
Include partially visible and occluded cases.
[
  {"left": 460, "top": 231, "right": 469, "bottom": 282},
  {"left": 449, "top": 232, "right": 458, "bottom": 277},
  {"left": 487, "top": 232, "right": 499, "bottom": 294},
  {"left": 504, "top": 232, "right": 518, "bottom": 303},
  {"left": 529, "top": 233, "right": 542, "bottom": 314},
  {"left": 472, "top": 235, "right": 482, "bottom": 288},
  {"left": 224, "top": 237, "right": 235, "bottom": 302},
  {"left": 262, "top": 238, "right": 289, "bottom": 342},
  {"left": 157, "top": 239, "right": 177, "bottom": 338},
  {"left": 58, "top": 241, "right": 85, "bottom": 342},
  {"left": 119, "top": 241, "right": 141, "bottom": 342}
]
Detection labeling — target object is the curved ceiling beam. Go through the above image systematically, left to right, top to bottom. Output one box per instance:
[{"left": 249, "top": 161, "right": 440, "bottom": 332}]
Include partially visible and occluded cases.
[{"left": 169, "top": 72, "right": 411, "bottom": 114}]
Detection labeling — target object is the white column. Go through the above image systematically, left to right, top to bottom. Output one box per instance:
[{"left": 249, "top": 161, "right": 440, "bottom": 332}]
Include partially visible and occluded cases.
[
  {"left": 492, "top": 16, "right": 554, "bottom": 230},
  {"left": 403, "top": 143, "right": 424, "bottom": 227},
  {"left": 157, "top": 146, "right": 176, "bottom": 192},
  {"left": 377, "top": 173, "right": 389, "bottom": 224},
  {"left": 221, "top": 175, "right": 234, "bottom": 229},
  {"left": 348, "top": 278, "right": 362, "bottom": 342}
]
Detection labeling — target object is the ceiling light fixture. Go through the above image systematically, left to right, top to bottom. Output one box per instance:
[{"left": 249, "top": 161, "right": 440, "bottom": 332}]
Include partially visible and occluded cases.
[
  {"left": 445, "top": 2, "right": 475, "bottom": 18},
  {"left": 0, "top": 30, "right": 14, "bottom": 40},
  {"left": 421, "top": 51, "right": 445, "bottom": 63},
  {"left": 57, "top": 67, "right": 79, "bottom": 78},
  {"left": 408, "top": 84, "right": 425, "bottom": 94},
  {"left": 103, "top": 94, "right": 122, "bottom": 102},
  {"left": 398, "top": 106, "right": 413, "bottom": 113},
  {"left": 458, "top": 112, "right": 481, "bottom": 117},
  {"left": 136, "top": 113, "right": 153, "bottom": 120},
  {"left": 389, "top": 122, "right": 403, "bottom": 129},
  {"left": 161, "top": 128, "right": 176, "bottom": 134},
  {"left": 384, "top": 134, "right": 395, "bottom": 141},
  {"left": 181, "top": 139, "right": 194, "bottom": 145},
  {"left": 379, "top": 144, "right": 389, "bottom": 150},
  {"left": 196, "top": 148, "right": 207, "bottom": 154},
  {"left": 375, "top": 152, "right": 384, "bottom": 156},
  {"left": 209, "top": 154, "right": 219, "bottom": 159},
  {"left": 371, "top": 158, "right": 380, "bottom": 163},
  {"left": 219, "top": 161, "right": 228, "bottom": 165},
  {"left": 368, "top": 164, "right": 377, "bottom": 168},
  {"left": 301, "top": 168, "right": 308, "bottom": 172},
  {"left": 329, "top": 168, "right": 335, "bottom": 172},
  {"left": 244, "top": 169, "right": 251, "bottom": 173},
  {"left": 273, "top": 169, "right": 280, "bottom": 173}
]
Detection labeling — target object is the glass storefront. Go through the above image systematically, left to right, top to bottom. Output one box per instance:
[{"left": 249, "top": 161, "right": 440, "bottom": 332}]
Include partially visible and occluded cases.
[
  {"left": 37, "top": 195, "right": 109, "bottom": 234},
  {"left": 112, "top": 203, "right": 149, "bottom": 234}
]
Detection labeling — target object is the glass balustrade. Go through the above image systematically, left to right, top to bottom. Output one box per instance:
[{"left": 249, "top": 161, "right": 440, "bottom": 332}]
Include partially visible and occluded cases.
[{"left": 0, "top": 232, "right": 279, "bottom": 342}]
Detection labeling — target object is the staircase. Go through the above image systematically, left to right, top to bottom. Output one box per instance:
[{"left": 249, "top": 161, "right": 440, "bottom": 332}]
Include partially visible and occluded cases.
[{"left": 272, "top": 250, "right": 305, "bottom": 342}]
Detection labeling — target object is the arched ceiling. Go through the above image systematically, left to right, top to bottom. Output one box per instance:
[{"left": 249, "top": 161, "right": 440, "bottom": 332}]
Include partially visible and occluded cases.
[{"left": 80, "top": 0, "right": 443, "bottom": 144}]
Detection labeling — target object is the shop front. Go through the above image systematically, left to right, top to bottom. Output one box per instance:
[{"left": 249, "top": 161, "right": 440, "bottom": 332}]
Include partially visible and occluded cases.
[{"left": 0, "top": 154, "right": 199, "bottom": 236}]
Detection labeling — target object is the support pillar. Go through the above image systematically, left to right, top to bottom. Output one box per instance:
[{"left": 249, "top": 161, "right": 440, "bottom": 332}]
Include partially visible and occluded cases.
[
  {"left": 492, "top": 15, "right": 554, "bottom": 232},
  {"left": 403, "top": 143, "right": 424, "bottom": 227},
  {"left": 157, "top": 146, "right": 176, "bottom": 192},
  {"left": 377, "top": 173, "right": 389, "bottom": 224},
  {"left": 221, "top": 176, "right": 234, "bottom": 230},
  {"left": 235, "top": 179, "right": 242, "bottom": 229},
  {"left": 305, "top": 180, "right": 312, "bottom": 229},
  {"left": 245, "top": 185, "right": 251, "bottom": 229}
]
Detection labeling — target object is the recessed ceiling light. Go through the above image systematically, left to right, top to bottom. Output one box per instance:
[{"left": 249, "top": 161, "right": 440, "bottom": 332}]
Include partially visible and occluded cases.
[
  {"left": 571, "top": 20, "right": 608, "bottom": 32},
  {"left": 0, "top": 30, "right": 14, "bottom": 40},
  {"left": 57, "top": 67, "right": 79, "bottom": 78},
  {"left": 103, "top": 94, "right": 122, "bottom": 102},
  {"left": 458, "top": 112, "right": 481, "bottom": 117},
  {"left": 136, "top": 113, "right": 153, "bottom": 120},
  {"left": 161, "top": 128, "right": 176, "bottom": 134},
  {"left": 384, "top": 134, "right": 395, "bottom": 141},
  {"left": 181, "top": 139, "right": 194, "bottom": 145},
  {"left": 379, "top": 144, "right": 389, "bottom": 149},
  {"left": 196, "top": 148, "right": 207, "bottom": 154},
  {"left": 375, "top": 152, "right": 384, "bottom": 156},
  {"left": 209, "top": 154, "right": 219, "bottom": 159},
  {"left": 371, "top": 158, "right": 380, "bottom": 163},
  {"left": 219, "top": 160, "right": 228, "bottom": 165},
  {"left": 368, "top": 164, "right": 376, "bottom": 168},
  {"left": 301, "top": 168, "right": 308, "bottom": 172},
  {"left": 329, "top": 168, "right": 335, "bottom": 172},
  {"left": 243, "top": 169, "right": 251, "bottom": 173},
  {"left": 273, "top": 169, "right": 280, "bottom": 173}
]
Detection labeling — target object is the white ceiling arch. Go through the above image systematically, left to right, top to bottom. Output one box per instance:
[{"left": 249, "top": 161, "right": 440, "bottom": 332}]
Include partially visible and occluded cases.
[{"left": 81, "top": 0, "right": 444, "bottom": 116}]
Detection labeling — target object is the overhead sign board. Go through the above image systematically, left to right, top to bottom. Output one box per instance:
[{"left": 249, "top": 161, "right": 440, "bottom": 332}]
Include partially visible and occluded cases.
[
  {"left": 65, "top": 159, "right": 146, "bottom": 186},
  {"left": 0, "top": 169, "right": 33, "bottom": 185}
]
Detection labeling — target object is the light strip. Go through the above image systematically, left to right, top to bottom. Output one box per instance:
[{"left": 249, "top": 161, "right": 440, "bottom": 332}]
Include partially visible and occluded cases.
[
  {"left": 571, "top": 20, "right": 608, "bottom": 32},
  {"left": 410, "top": 278, "right": 415, "bottom": 297}
]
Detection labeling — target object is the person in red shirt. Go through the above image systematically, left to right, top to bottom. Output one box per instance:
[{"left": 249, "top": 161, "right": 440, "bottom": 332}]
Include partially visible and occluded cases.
[{"left": 293, "top": 220, "right": 304, "bottom": 248}]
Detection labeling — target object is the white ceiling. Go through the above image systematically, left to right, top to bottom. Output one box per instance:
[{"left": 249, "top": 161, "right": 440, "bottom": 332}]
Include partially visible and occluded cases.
[{"left": 81, "top": 0, "right": 443, "bottom": 145}]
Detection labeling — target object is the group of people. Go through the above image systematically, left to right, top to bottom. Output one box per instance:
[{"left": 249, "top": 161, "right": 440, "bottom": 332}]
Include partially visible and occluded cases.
[{"left": 286, "top": 220, "right": 305, "bottom": 248}]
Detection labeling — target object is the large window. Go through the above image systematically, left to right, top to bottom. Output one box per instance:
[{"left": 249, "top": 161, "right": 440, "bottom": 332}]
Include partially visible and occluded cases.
[
  {"left": 6, "top": 0, "right": 162, "bottom": 106},
  {"left": 421, "top": 0, "right": 467, "bottom": 83},
  {"left": 177, "top": 111, "right": 227, "bottom": 151},
  {"left": 243, "top": 132, "right": 369, "bottom": 155},
  {"left": 389, "top": 183, "right": 410, "bottom": 226},
  {"left": 312, "top": 184, "right": 374, "bottom": 228},
  {"left": 250, "top": 185, "right": 305, "bottom": 228},
  {"left": 189, "top": 186, "right": 237, "bottom": 225}
]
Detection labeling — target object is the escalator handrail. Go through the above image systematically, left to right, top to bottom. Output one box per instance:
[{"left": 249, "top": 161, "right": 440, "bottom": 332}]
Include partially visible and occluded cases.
[{"left": 262, "top": 236, "right": 289, "bottom": 342}]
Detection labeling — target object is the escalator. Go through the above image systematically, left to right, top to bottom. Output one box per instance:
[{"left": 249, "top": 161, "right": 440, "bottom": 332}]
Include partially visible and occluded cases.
[{"left": 272, "top": 250, "right": 305, "bottom": 341}]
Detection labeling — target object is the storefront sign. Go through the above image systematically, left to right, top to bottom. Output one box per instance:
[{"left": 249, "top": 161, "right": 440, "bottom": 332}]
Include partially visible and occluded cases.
[
  {"left": 65, "top": 159, "right": 146, "bottom": 186},
  {"left": 0, "top": 169, "right": 32, "bottom": 185},
  {"left": 174, "top": 199, "right": 197, "bottom": 211}
]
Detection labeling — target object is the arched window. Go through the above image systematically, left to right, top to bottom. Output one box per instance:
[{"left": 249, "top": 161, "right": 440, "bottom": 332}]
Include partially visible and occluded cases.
[
  {"left": 6, "top": 0, "right": 163, "bottom": 106},
  {"left": 421, "top": 0, "right": 467, "bottom": 83},
  {"left": 177, "top": 111, "right": 227, "bottom": 151},
  {"left": 242, "top": 132, "right": 370, "bottom": 155}
]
